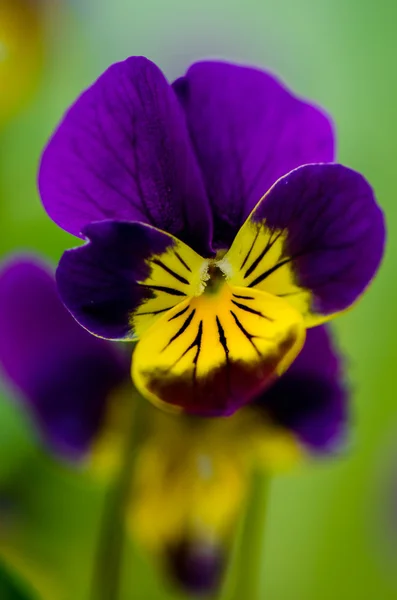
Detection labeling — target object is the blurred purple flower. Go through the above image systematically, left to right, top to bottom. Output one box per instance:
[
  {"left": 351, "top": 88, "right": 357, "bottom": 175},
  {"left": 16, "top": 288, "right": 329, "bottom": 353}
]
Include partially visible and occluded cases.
[{"left": 0, "top": 258, "right": 128, "bottom": 459}]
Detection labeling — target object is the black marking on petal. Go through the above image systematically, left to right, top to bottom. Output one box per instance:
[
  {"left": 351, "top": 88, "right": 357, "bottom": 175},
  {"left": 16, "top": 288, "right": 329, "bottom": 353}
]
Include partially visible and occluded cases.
[
  {"left": 240, "top": 228, "right": 259, "bottom": 270},
  {"left": 244, "top": 230, "right": 283, "bottom": 279},
  {"left": 174, "top": 251, "right": 192, "bottom": 273},
  {"left": 248, "top": 256, "right": 294, "bottom": 288},
  {"left": 151, "top": 259, "right": 190, "bottom": 285},
  {"left": 141, "top": 284, "right": 187, "bottom": 297},
  {"left": 277, "top": 291, "right": 301, "bottom": 298},
  {"left": 232, "top": 293, "right": 255, "bottom": 300},
  {"left": 231, "top": 300, "right": 274, "bottom": 321},
  {"left": 168, "top": 305, "right": 190, "bottom": 321},
  {"left": 135, "top": 306, "right": 175, "bottom": 316},
  {"left": 163, "top": 309, "right": 196, "bottom": 350},
  {"left": 230, "top": 310, "right": 261, "bottom": 356},
  {"left": 216, "top": 316, "right": 230, "bottom": 395},
  {"left": 216, "top": 316, "right": 229, "bottom": 363},
  {"left": 168, "top": 320, "right": 204, "bottom": 377},
  {"left": 190, "top": 320, "right": 204, "bottom": 387},
  {"left": 167, "top": 321, "right": 204, "bottom": 395}
]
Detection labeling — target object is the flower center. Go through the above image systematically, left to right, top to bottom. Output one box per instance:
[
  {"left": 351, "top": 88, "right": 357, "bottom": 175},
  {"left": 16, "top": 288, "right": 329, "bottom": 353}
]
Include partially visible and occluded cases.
[{"left": 204, "top": 263, "right": 227, "bottom": 296}]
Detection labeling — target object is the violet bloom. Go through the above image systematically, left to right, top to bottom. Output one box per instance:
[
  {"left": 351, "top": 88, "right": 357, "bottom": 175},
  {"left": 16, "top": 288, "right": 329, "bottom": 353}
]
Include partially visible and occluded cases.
[
  {"left": 39, "top": 58, "right": 384, "bottom": 417},
  {"left": 0, "top": 258, "right": 347, "bottom": 594},
  {"left": 0, "top": 258, "right": 128, "bottom": 459}
]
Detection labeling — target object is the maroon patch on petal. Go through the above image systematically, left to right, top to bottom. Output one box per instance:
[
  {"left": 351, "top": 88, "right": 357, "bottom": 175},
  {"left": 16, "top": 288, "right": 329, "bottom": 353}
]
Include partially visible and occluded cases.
[{"left": 143, "top": 331, "right": 298, "bottom": 416}]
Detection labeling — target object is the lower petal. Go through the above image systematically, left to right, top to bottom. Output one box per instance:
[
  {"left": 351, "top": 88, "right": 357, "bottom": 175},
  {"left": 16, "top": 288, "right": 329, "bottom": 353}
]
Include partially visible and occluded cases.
[
  {"left": 132, "top": 284, "right": 305, "bottom": 416},
  {"left": 256, "top": 326, "right": 347, "bottom": 453}
]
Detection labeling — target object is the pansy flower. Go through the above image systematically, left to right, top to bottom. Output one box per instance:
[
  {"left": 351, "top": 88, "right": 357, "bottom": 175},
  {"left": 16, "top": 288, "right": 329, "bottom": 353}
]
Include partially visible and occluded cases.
[
  {"left": 39, "top": 57, "right": 384, "bottom": 416},
  {"left": 0, "top": 258, "right": 347, "bottom": 593}
]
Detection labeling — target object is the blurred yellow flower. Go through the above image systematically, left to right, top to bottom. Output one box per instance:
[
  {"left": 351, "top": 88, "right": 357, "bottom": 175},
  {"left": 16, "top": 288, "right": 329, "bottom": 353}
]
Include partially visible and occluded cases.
[
  {"left": 0, "top": 0, "right": 45, "bottom": 127},
  {"left": 89, "top": 387, "right": 302, "bottom": 591},
  {"left": 127, "top": 404, "right": 302, "bottom": 590}
]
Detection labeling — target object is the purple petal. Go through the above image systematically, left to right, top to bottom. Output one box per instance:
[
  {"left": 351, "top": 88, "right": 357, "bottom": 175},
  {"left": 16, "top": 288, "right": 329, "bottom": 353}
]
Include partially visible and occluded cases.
[
  {"left": 39, "top": 57, "right": 213, "bottom": 256},
  {"left": 173, "top": 60, "right": 334, "bottom": 248},
  {"left": 249, "top": 163, "right": 385, "bottom": 318},
  {"left": 56, "top": 220, "right": 197, "bottom": 340},
  {"left": 0, "top": 258, "right": 128, "bottom": 458},
  {"left": 256, "top": 326, "right": 347, "bottom": 452}
]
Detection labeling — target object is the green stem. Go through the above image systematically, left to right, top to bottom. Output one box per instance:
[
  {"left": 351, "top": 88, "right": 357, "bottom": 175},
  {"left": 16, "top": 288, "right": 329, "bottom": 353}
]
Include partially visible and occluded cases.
[
  {"left": 90, "top": 394, "right": 141, "bottom": 600},
  {"left": 230, "top": 472, "right": 271, "bottom": 600}
]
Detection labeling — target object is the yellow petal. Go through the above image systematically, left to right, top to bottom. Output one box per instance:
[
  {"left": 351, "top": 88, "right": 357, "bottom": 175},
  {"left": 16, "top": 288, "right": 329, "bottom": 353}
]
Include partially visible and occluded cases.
[
  {"left": 222, "top": 207, "right": 331, "bottom": 327},
  {"left": 132, "top": 230, "right": 209, "bottom": 338},
  {"left": 132, "top": 283, "right": 305, "bottom": 415}
]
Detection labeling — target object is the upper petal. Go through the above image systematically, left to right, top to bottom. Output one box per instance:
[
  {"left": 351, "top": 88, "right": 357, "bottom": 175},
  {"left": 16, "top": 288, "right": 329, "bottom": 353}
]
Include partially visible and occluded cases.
[
  {"left": 39, "top": 56, "right": 213, "bottom": 256},
  {"left": 173, "top": 60, "right": 334, "bottom": 249},
  {"left": 224, "top": 164, "right": 385, "bottom": 324},
  {"left": 0, "top": 258, "right": 128, "bottom": 458},
  {"left": 256, "top": 326, "right": 347, "bottom": 453}
]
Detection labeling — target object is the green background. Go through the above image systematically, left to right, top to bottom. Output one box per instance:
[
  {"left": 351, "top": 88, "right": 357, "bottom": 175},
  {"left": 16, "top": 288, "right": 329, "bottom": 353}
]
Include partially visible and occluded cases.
[{"left": 0, "top": 0, "right": 396, "bottom": 598}]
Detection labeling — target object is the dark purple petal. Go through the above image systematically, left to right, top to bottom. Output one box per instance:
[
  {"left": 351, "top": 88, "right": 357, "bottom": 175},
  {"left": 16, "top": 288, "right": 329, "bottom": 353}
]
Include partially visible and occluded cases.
[
  {"left": 39, "top": 57, "right": 213, "bottom": 256},
  {"left": 173, "top": 61, "right": 334, "bottom": 248},
  {"left": 249, "top": 163, "right": 385, "bottom": 318},
  {"left": 56, "top": 220, "right": 199, "bottom": 340},
  {"left": 0, "top": 258, "right": 128, "bottom": 458},
  {"left": 256, "top": 326, "right": 347, "bottom": 452},
  {"left": 166, "top": 540, "right": 224, "bottom": 595}
]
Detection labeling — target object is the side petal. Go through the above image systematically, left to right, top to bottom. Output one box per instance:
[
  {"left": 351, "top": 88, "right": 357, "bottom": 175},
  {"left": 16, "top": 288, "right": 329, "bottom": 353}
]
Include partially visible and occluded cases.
[
  {"left": 39, "top": 56, "right": 213, "bottom": 256},
  {"left": 173, "top": 60, "right": 334, "bottom": 249},
  {"left": 224, "top": 164, "right": 385, "bottom": 325},
  {"left": 56, "top": 221, "right": 209, "bottom": 341},
  {"left": 0, "top": 258, "right": 128, "bottom": 458},
  {"left": 132, "top": 285, "right": 305, "bottom": 416},
  {"left": 256, "top": 326, "right": 347, "bottom": 453}
]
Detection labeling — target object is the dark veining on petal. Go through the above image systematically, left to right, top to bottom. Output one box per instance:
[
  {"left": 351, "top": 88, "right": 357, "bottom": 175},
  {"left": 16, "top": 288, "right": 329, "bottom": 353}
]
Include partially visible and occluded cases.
[
  {"left": 240, "top": 227, "right": 259, "bottom": 270},
  {"left": 244, "top": 230, "right": 283, "bottom": 279},
  {"left": 174, "top": 251, "right": 192, "bottom": 272},
  {"left": 247, "top": 255, "right": 294, "bottom": 288},
  {"left": 151, "top": 259, "right": 190, "bottom": 285},
  {"left": 140, "top": 284, "right": 187, "bottom": 296},
  {"left": 232, "top": 293, "right": 255, "bottom": 300},
  {"left": 231, "top": 300, "right": 274, "bottom": 321},
  {"left": 168, "top": 305, "right": 190, "bottom": 321},
  {"left": 163, "top": 309, "right": 196, "bottom": 350},
  {"left": 230, "top": 310, "right": 261, "bottom": 356},
  {"left": 216, "top": 315, "right": 230, "bottom": 396},
  {"left": 166, "top": 320, "right": 204, "bottom": 378},
  {"left": 190, "top": 320, "right": 204, "bottom": 389}
]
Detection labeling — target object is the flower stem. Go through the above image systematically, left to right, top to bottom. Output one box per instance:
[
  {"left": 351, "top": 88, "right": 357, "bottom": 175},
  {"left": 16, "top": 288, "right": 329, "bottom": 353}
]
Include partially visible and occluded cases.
[
  {"left": 90, "top": 393, "right": 141, "bottom": 600},
  {"left": 231, "top": 472, "right": 270, "bottom": 600}
]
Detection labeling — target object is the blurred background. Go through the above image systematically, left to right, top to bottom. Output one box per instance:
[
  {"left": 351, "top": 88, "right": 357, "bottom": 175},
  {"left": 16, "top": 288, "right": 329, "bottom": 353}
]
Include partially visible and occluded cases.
[{"left": 0, "top": 0, "right": 396, "bottom": 598}]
